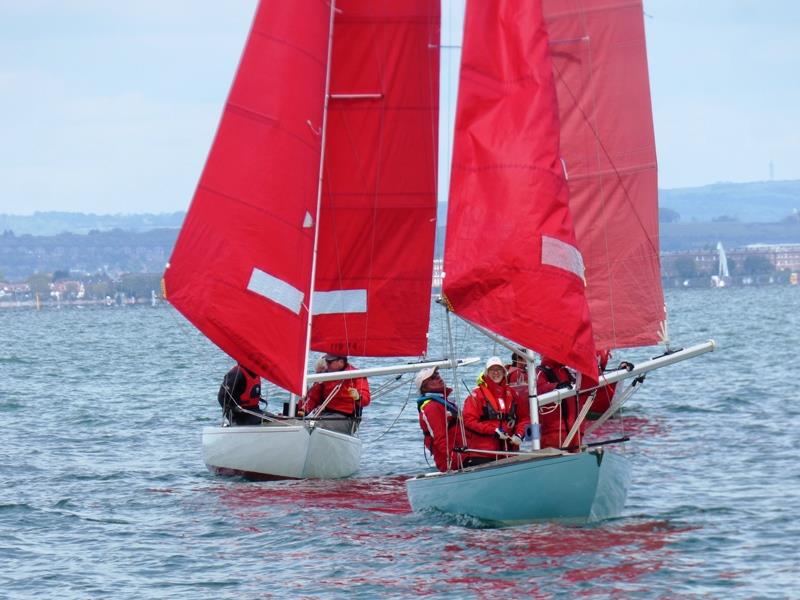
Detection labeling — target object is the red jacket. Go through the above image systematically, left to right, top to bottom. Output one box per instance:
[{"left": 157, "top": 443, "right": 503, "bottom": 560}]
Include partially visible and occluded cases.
[
  {"left": 589, "top": 350, "right": 617, "bottom": 417},
  {"left": 536, "top": 358, "right": 580, "bottom": 449},
  {"left": 303, "top": 364, "right": 370, "bottom": 416},
  {"left": 218, "top": 365, "right": 261, "bottom": 410},
  {"left": 507, "top": 365, "right": 528, "bottom": 386},
  {"left": 462, "top": 379, "right": 528, "bottom": 460},
  {"left": 417, "top": 389, "right": 464, "bottom": 472}
]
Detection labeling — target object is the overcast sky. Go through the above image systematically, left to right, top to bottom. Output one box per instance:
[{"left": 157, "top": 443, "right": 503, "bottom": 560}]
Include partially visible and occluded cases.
[{"left": 1, "top": 0, "right": 798, "bottom": 215}]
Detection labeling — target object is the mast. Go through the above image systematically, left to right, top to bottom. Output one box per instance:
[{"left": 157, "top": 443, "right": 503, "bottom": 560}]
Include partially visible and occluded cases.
[
  {"left": 302, "top": 0, "right": 338, "bottom": 398},
  {"left": 525, "top": 349, "right": 541, "bottom": 451}
]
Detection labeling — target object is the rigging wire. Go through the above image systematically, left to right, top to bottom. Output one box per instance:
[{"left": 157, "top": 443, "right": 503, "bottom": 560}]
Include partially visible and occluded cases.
[{"left": 362, "top": 376, "right": 415, "bottom": 444}]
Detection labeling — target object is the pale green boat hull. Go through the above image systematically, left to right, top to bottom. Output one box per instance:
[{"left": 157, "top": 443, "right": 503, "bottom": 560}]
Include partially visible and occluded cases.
[{"left": 405, "top": 448, "right": 630, "bottom": 525}]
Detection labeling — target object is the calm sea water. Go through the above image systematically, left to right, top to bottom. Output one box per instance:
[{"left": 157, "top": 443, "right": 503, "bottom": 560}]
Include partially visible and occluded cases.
[{"left": 1, "top": 285, "right": 798, "bottom": 598}]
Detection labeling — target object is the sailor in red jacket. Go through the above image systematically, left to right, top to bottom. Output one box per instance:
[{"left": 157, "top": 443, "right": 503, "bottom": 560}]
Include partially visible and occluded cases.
[
  {"left": 588, "top": 350, "right": 622, "bottom": 419},
  {"left": 506, "top": 352, "right": 529, "bottom": 386},
  {"left": 301, "top": 354, "right": 370, "bottom": 434},
  {"left": 536, "top": 356, "right": 579, "bottom": 449},
  {"left": 462, "top": 357, "right": 529, "bottom": 467},
  {"left": 217, "top": 363, "right": 264, "bottom": 425},
  {"left": 414, "top": 366, "right": 464, "bottom": 472}
]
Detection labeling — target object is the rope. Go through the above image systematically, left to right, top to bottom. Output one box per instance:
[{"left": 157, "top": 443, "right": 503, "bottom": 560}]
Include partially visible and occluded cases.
[
  {"left": 362, "top": 375, "right": 415, "bottom": 444},
  {"left": 306, "top": 381, "right": 343, "bottom": 419}
]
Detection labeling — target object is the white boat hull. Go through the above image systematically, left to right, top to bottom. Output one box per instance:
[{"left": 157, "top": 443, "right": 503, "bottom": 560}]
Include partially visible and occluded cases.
[
  {"left": 202, "top": 420, "right": 362, "bottom": 480},
  {"left": 406, "top": 448, "right": 630, "bottom": 525}
]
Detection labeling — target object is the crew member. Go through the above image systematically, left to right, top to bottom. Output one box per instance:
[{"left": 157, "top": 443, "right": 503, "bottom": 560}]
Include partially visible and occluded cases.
[
  {"left": 506, "top": 352, "right": 529, "bottom": 386},
  {"left": 301, "top": 354, "right": 370, "bottom": 434},
  {"left": 462, "top": 356, "right": 529, "bottom": 467},
  {"left": 536, "top": 356, "right": 578, "bottom": 448},
  {"left": 218, "top": 363, "right": 264, "bottom": 425},
  {"left": 414, "top": 366, "right": 464, "bottom": 472}
]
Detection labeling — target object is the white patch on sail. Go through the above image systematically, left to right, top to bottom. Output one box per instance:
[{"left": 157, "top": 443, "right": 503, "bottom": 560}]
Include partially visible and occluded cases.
[
  {"left": 302, "top": 211, "right": 314, "bottom": 228},
  {"left": 541, "top": 235, "right": 585, "bottom": 280},
  {"left": 247, "top": 268, "right": 304, "bottom": 314},
  {"left": 312, "top": 290, "right": 367, "bottom": 315}
]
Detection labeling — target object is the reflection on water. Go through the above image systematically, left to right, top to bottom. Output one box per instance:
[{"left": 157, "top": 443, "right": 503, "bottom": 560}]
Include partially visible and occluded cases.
[
  {"left": 0, "top": 285, "right": 798, "bottom": 597},
  {"left": 200, "top": 474, "right": 701, "bottom": 597},
  {"left": 212, "top": 477, "right": 413, "bottom": 516}
]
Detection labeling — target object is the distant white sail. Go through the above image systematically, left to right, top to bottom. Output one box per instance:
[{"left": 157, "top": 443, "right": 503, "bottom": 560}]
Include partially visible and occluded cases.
[{"left": 716, "top": 242, "right": 730, "bottom": 278}]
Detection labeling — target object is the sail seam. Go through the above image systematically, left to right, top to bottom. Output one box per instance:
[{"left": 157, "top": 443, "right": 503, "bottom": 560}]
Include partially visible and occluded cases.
[
  {"left": 251, "top": 30, "right": 326, "bottom": 67},
  {"left": 226, "top": 103, "right": 319, "bottom": 151},
  {"left": 563, "top": 162, "right": 656, "bottom": 182}
]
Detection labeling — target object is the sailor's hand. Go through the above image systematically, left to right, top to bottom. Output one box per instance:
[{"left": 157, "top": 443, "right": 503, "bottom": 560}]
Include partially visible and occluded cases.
[
  {"left": 619, "top": 361, "right": 634, "bottom": 372},
  {"left": 348, "top": 388, "right": 360, "bottom": 402},
  {"left": 494, "top": 427, "right": 509, "bottom": 441},
  {"left": 510, "top": 434, "right": 523, "bottom": 446}
]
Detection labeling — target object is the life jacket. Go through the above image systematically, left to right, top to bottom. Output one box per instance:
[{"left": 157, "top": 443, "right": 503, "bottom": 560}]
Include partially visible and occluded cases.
[
  {"left": 536, "top": 360, "right": 577, "bottom": 448},
  {"left": 537, "top": 363, "right": 574, "bottom": 388},
  {"left": 309, "top": 364, "right": 369, "bottom": 416},
  {"left": 238, "top": 367, "right": 261, "bottom": 409},
  {"left": 476, "top": 383, "right": 517, "bottom": 426},
  {"left": 417, "top": 390, "right": 463, "bottom": 471},
  {"left": 416, "top": 392, "right": 459, "bottom": 418}
]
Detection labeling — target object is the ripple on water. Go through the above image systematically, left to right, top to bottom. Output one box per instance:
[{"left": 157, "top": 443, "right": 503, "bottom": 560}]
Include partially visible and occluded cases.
[{"left": 0, "top": 291, "right": 798, "bottom": 597}]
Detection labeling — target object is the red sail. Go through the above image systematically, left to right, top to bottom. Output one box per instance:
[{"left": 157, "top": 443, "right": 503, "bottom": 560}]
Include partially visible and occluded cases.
[
  {"left": 312, "top": 0, "right": 440, "bottom": 358},
  {"left": 443, "top": 0, "right": 598, "bottom": 379},
  {"left": 544, "top": 0, "right": 665, "bottom": 349},
  {"left": 164, "top": 1, "right": 330, "bottom": 393},
  {"left": 165, "top": 1, "right": 439, "bottom": 394}
]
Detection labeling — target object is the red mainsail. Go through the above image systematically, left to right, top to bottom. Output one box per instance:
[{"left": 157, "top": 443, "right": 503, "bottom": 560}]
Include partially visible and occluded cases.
[
  {"left": 165, "top": 0, "right": 440, "bottom": 394},
  {"left": 312, "top": 0, "right": 440, "bottom": 358},
  {"left": 443, "top": 0, "right": 598, "bottom": 379},
  {"left": 544, "top": 0, "right": 665, "bottom": 349},
  {"left": 165, "top": 1, "right": 329, "bottom": 394}
]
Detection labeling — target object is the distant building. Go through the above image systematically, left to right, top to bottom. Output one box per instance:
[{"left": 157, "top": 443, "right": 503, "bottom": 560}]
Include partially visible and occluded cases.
[
  {"left": 661, "top": 243, "right": 800, "bottom": 286},
  {"left": 744, "top": 243, "right": 800, "bottom": 271},
  {"left": 432, "top": 258, "right": 443, "bottom": 290}
]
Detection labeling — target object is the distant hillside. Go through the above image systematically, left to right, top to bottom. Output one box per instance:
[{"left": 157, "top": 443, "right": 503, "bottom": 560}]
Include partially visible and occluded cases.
[
  {"left": 3, "top": 179, "right": 798, "bottom": 237},
  {"left": 433, "top": 179, "right": 800, "bottom": 255},
  {"left": 2, "top": 180, "right": 799, "bottom": 281},
  {"left": 438, "top": 180, "right": 800, "bottom": 224},
  {"left": 659, "top": 180, "right": 800, "bottom": 223},
  {"left": 0, "top": 212, "right": 185, "bottom": 236},
  {"left": 659, "top": 221, "right": 800, "bottom": 252},
  {"left": 0, "top": 229, "right": 177, "bottom": 282}
]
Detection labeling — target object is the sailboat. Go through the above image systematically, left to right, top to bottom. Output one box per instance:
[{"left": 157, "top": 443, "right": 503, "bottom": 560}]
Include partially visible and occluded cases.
[
  {"left": 163, "top": 0, "right": 457, "bottom": 480},
  {"left": 405, "top": 0, "right": 714, "bottom": 524},
  {"left": 711, "top": 241, "right": 730, "bottom": 287}
]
